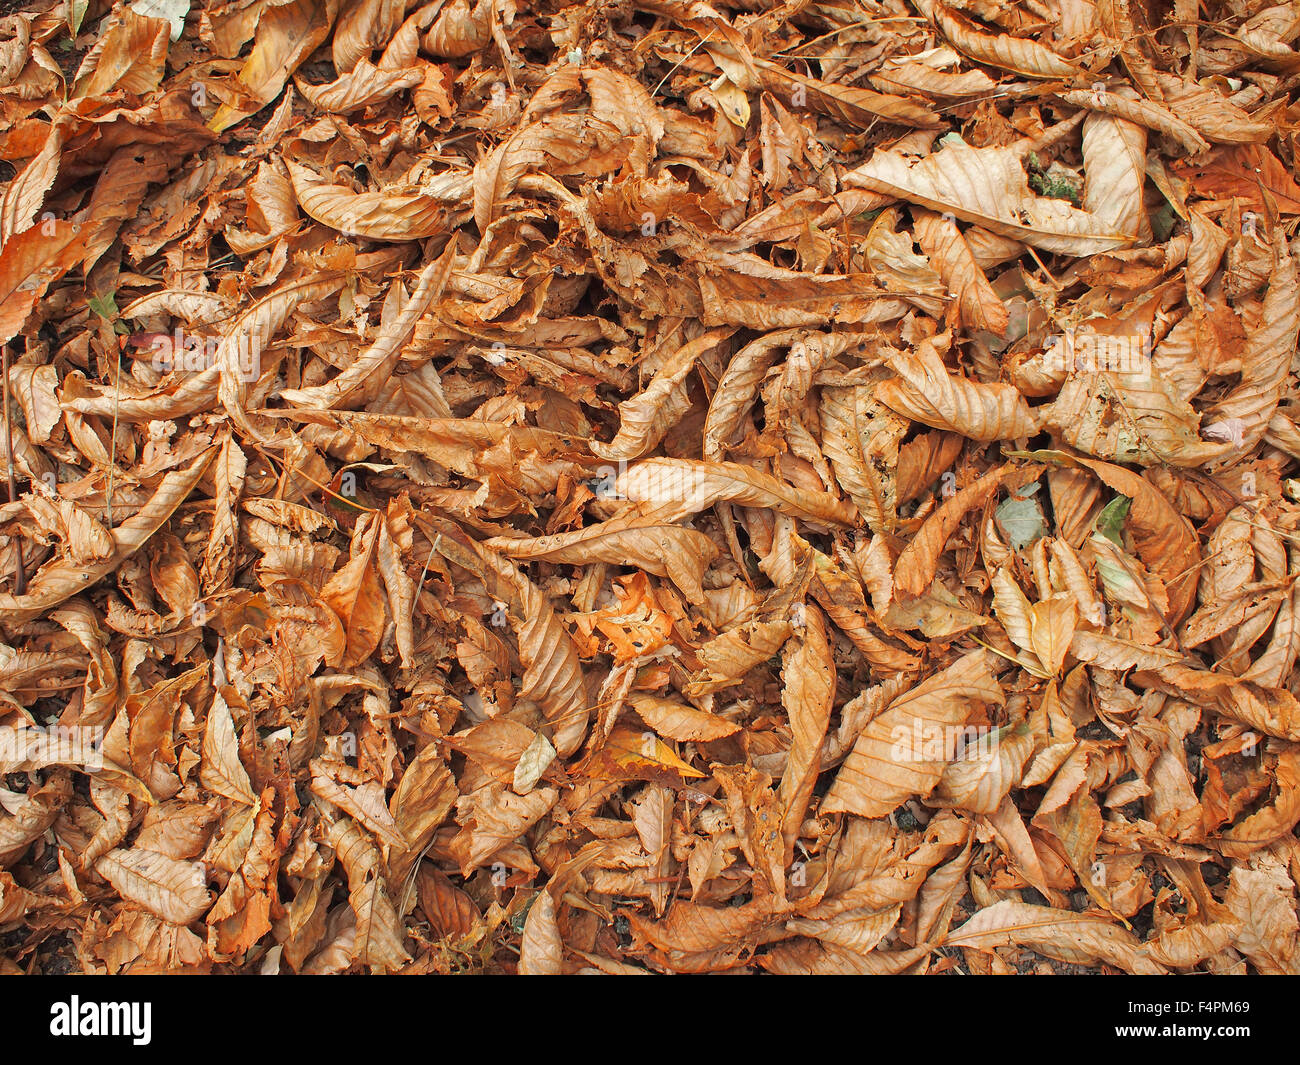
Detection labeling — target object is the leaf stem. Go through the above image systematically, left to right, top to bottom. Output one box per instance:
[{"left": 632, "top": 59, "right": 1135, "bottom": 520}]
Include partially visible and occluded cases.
[{"left": 1, "top": 344, "right": 24, "bottom": 595}]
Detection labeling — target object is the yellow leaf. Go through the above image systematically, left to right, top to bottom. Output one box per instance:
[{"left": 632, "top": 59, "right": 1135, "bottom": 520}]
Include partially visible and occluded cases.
[
  {"left": 712, "top": 76, "right": 751, "bottom": 128},
  {"left": 1029, "top": 595, "right": 1078, "bottom": 676},
  {"left": 607, "top": 725, "right": 706, "bottom": 779}
]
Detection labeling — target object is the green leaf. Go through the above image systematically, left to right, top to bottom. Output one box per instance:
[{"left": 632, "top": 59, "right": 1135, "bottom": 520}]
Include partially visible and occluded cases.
[
  {"left": 70, "top": 0, "right": 89, "bottom": 35},
  {"left": 1150, "top": 203, "right": 1177, "bottom": 243},
  {"left": 86, "top": 292, "right": 119, "bottom": 321},
  {"left": 995, "top": 482, "right": 1044, "bottom": 550},
  {"left": 1095, "top": 495, "right": 1131, "bottom": 548},
  {"left": 510, "top": 891, "right": 540, "bottom": 934}
]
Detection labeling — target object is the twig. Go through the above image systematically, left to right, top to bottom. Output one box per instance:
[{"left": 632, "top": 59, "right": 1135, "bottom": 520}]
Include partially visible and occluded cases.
[
  {"left": 651, "top": 30, "right": 715, "bottom": 98},
  {"left": 105, "top": 338, "right": 123, "bottom": 530},
  {"left": 1, "top": 344, "right": 25, "bottom": 595}
]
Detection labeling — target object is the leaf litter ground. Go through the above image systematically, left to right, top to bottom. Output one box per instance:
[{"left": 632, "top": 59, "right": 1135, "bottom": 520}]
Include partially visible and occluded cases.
[{"left": 0, "top": 0, "right": 1298, "bottom": 975}]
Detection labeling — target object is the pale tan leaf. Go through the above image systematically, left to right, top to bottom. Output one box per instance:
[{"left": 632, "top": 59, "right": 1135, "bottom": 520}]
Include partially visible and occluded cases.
[
  {"left": 209, "top": 0, "right": 340, "bottom": 132},
  {"left": 920, "top": 0, "right": 1081, "bottom": 78},
  {"left": 72, "top": 7, "right": 170, "bottom": 99},
  {"left": 871, "top": 53, "right": 999, "bottom": 99},
  {"left": 296, "top": 58, "right": 422, "bottom": 113},
  {"left": 754, "top": 60, "right": 939, "bottom": 128},
  {"left": 1157, "top": 75, "right": 1274, "bottom": 144},
  {"left": 1060, "top": 88, "right": 1208, "bottom": 156},
  {"left": 1080, "top": 108, "right": 1150, "bottom": 243},
  {"left": 472, "top": 113, "right": 627, "bottom": 234},
  {"left": 0, "top": 121, "right": 63, "bottom": 243},
  {"left": 848, "top": 144, "right": 1128, "bottom": 255},
  {"left": 285, "top": 159, "right": 463, "bottom": 241},
  {"left": 914, "top": 210, "right": 1009, "bottom": 336},
  {"left": 1206, "top": 230, "right": 1300, "bottom": 453},
  {"left": 280, "top": 248, "right": 455, "bottom": 410},
  {"left": 593, "top": 329, "right": 732, "bottom": 461},
  {"left": 704, "top": 330, "right": 835, "bottom": 462},
  {"left": 876, "top": 339, "right": 1036, "bottom": 442},
  {"left": 1045, "top": 364, "right": 1232, "bottom": 468},
  {"left": 819, "top": 380, "right": 908, "bottom": 533},
  {"left": 199, "top": 435, "right": 246, "bottom": 595},
  {"left": 0, "top": 448, "right": 215, "bottom": 625},
  {"left": 1075, "top": 457, "right": 1201, "bottom": 624},
  {"left": 618, "top": 459, "right": 857, "bottom": 526},
  {"left": 894, "top": 464, "right": 1041, "bottom": 599},
  {"left": 486, "top": 510, "right": 719, "bottom": 606},
  {"left": 319, "top": 514, "right": 386, "bottom": 670},
  {"left": 430, "top": 521, "right": 590, "bottom": 755},
  {"left": 992, "top": 565, "right": 1038, "bottom": 663},
  {"left": 1029, "top": 595, "right": 1078, "bottom": 676},
  {"left": 777, "top": 604, "right": 834, "bottom": 861},
  {"left": 687, "top": 618, "right": 793, "bottom": 695},
  {"left": 1069, "top": 630, "right": 1184, "bottom": 670},
  {"left": 823, "top": 650, "right": 1004, "bottom": 817},
  {"left": 200, "top": 687, "right": 256, "bottom": 806},
  {"left": 933, "top": 724, "right": 1034, "bottom": 814},
  {"left": 512, "top": 731, "right": 556, "bottom": 795},
  {"left": 388, "top": 744, "right": 456, "bottom": 886},
  {"left": 0, "top": 774, "right": 71, "bottom": 869},
  {"left": 448, "top": 784, "right": 559, "bottom": 875},
  {"left": 631, "top": 784, "right": 674, "bottom": 916},
  {"left": 983, "top": 796, "right": 1053, "bottom": 898},
  {"left": 325, "top": 815, "right": 412, "bottom": 971},
  {"left": 916, "top": 835, "right": 974, "bottom": 943},
  {"left": 95, "top": 847, "right": 211, "bottom": 926},
  {"left": 1225, "top": 850, "right": 1299, "bottom": 974},
  {"left": 518, "top": 889, "right": 564, "bottom": 974},
  {"left": 946, "top": 899, "right": 1166, "bottom": 974},
  {"left": 785, "top": 904, "right": 902, "bottom": 955},
  {"left": 1147, "top": 919, "right": 1242, "bottom": 968}
]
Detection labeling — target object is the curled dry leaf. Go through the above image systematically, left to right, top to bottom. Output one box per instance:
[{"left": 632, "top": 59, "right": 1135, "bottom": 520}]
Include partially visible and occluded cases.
[
  {"left": 916, "top": 0, "right": 1081, "bottom": 79},
  {"left": 848, "top": 144, "right": 1129, "bottom": 255},
  {"left": 285, "top": 159, "right": 462, "bottom": 241},
  {"left": 876, "top": 339, "right": 1036, "bottom": 442},
  {"left": 618, "top": 458, "right": 857, "bottom": 526},
  {"left": 822, "top": 650, "right": 1005, "bottom": 818},
  {"left": 94, "top": 847, "right": 212, "bottom": 926},
  {"left": 517, "top": 890, "right": 564, "bottom": 975},
  {"left": 946, "top": 899, "right": 1167, "bottom": 974}
]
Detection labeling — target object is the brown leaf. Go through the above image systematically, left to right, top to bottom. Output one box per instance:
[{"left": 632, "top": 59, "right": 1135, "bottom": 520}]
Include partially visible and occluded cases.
[
  {"left": 208, "top": 0, "right": 342, "bottom": 132},
  {"left": 849, "top": 144, "right": 1127, "bottom": 255},
  {"left": 285, "top": 159, "right": 463, "bottom": 241},
  {"left": 877, "top": 339, "right": 1036, "bottom": 442},
  {"left": 894, "top": 463, "right": 1041, "bottom": 600},
  {"left": 319, "top": 513, "right": 386, "bottom": 669},
  {"left": 777, "top": 604, "right": 835, "bottom": 861},
  {"left": 823, "top": 650, "right": 1005, "bottom": 817},
  {"left": 95, "top": 848, "right": 212, "bottom": 926},
  {"left": 517, "top": 889, "right": 564, "bottom": 974},
  {"left": 947, "top": 899, "right": 1166, "bottom": 973}
]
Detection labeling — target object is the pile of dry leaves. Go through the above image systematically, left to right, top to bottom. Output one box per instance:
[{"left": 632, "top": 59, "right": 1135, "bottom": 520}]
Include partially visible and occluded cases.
[{"left": 1, "top": 0, "right": 1299, "bottom": 975}]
